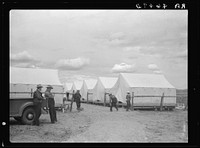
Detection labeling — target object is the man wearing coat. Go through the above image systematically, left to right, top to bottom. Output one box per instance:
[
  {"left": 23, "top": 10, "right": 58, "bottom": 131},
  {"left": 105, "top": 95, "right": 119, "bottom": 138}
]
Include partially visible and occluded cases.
[
  {"left": 33, "top": 84, "right": 44, "bottom": 126},
  {"left": 45, "top": 85, "right": 57, "bottom": 123},
  {"left": 73, "top": 90, "right": 82, "bottom": 111},
  {"left": 109, "top": 93, "right": 118, "bottom": 112}
]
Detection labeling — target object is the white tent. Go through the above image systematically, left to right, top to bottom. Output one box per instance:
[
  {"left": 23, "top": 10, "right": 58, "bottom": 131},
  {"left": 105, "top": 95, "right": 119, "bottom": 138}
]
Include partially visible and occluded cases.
[
  {"left": 10, "top": 67, "right": 64, "bottom": 106},
  {"left": 110, "top": 73, "right": 176, "bottom": 107},
  {"left": 92, "top": 77, "right": 118, "bottom": 102},
  {"left": 80, "top": 79, "right": 97, "bottom": 102},
  {"left": 72, "top": 80, "right": 84, "bottom": 97},
  {"left": 63, "top": 82, "right": 74, "bottom": 100},
  {"left": 64, "top": 82, "right": 73, "bottom": 93}
]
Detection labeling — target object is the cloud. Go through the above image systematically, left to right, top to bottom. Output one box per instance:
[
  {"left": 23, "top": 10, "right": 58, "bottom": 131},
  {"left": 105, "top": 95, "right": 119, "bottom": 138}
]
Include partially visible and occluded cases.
[
  {"left": 93, "top": 32, "right": 128, "bottom": 47},
  {"left": 109, "top": 32, "right": 125, "bottom": 40},
  {"left": 123, "top": 46, "right": 141, "bottom": 52},
  {"left": 161, "top": 49, "right": 187, "bottom": 61},
  {"left": 10, "top": 51, "right": 40, "bottom": 68},
  {"left": 10, "top": 51, "right": 38, "bottom": 63},
  {"left": 55, "top": 57, "right": 90, "bottom": 70},
  {"left": 10, "top": 63, "right": 38, "bottom": 68},
  {"left": 111, "top": 63, "right": 135, "bottom": 73},
  {"left": 148, "top": 64, "right": 159, "bottom": 70},
  {"left": 153, "top": 70, "right": 162, "bottom": 74},
  {"left": 64, "top": 75, "right": 95, "bottom": 82}
]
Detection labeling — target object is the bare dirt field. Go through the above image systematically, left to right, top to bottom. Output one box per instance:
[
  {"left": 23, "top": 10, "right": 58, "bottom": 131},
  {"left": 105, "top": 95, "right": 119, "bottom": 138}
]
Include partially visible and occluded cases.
[{"left": 10, "top": 103, "right": 188, "bottom": 143}]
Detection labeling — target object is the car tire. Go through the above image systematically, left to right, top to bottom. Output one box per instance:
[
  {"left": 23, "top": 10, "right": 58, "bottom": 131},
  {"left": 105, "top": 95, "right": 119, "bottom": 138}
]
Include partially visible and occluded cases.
[{"left": 21, "top": 107, "right": 36, "bottom": 125}]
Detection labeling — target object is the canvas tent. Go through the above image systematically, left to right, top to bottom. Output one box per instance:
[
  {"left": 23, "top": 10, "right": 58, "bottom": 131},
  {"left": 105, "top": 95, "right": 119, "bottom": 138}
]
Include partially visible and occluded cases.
[
  {"left": 10, "top": 67, "right": 64, "bottom": 106},
  {"left": 110, "top": 73, "right": 176, "bottom": 107},
  {"left": 92, "top": 77, "right": 118, "bottom": 103},
  {"left": 80, "top": 79, "right": 97, "bottom": 102},
  {"left": 72, "top": 80, "right": 84, "bottom": 97},
  {"left": 63, "top": 82, "right": 74, "bottom": 100},
  {"left": 64, "top": 82, "right": 73, "bottom": 93}
]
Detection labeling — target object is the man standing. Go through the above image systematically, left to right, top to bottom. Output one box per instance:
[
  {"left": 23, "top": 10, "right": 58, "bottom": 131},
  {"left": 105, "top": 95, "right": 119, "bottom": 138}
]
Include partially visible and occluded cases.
[
  {"left": 33, "top": 84, "right": 44, "bottom": 126},
  {"left": 45, "top": 85, "right": 57, "bottom": 123},
  {"left": 74, "top": 90, "right": 82, "bottom": 111},
  {"left": 126, "top": 91, "right": 131, "bottom": 111},
  {"left": 66, "top": 92, "right": 69, "bottom": 101},
  {"left": 109, "top": 93, "right": 118, "bottom": 112}
]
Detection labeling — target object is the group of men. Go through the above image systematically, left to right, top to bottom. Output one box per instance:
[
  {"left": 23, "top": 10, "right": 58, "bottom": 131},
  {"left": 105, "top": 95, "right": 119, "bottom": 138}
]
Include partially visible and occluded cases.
[
  {"left": 33, "top": 83, "right": 132, "bottom": 126},
  {"left": 33, "top": 84, "right": 57, "bottom": 126},
  {"left": 33, "top": 84, "right": 82, "bottom": 126},
  {"left": 109, "top": 91, "right": 132, "bottom": 112}
]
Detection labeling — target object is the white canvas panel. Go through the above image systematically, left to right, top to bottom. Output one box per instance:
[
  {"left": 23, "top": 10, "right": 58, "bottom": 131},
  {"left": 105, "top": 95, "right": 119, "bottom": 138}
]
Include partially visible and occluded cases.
[
  {"left": 10, "top": 67, "right": 62, "bottom": 85},
  {"left": 10, "top": 67, "right": 64, "bottom": 106},
  {"left": 110, "top": 73, "right": 176, "bottom": 106},
  {"left": 121, "top": 73, "right": 175, "bottom": 88},
  {"left": 109, "top": 74, "right": 130, "bottom": 103},
  {"left": 92, "top": 77, "right": 118, "bottom": 102},
  {"left": 99, "top": 77, "right": 118, "bottom": 89},
  {"left": 81, "top": 79, "right": 97, "bottom": 101},
  {"left": 85, "top": 79, "right": 97, "bottom": 89},
  {"left": 72, "top": 81, "right": 83, "bottom": 91},
  {"left": 72, "top": 81, "right": 84, "bottom": 100},
  {"left": 80, "top": 81, "right": 87, "bottom": 100},
  {"left": 64, "top": 82, "right": 73, "bottom": 93},
  {"left": 10, "top": 83, "right": 64, "bottom": 105},
  {"left": 10, "top": 84, "right": 64, "bottom": 94},
  {"left": 130, "top": 88, "right": 176, "bottom": 106},
  {"left": 87, "top": 94, "right": 94, "bottom": 102},
  {"left": 133, "top": 97, "right": 176, "bottom": 106}
]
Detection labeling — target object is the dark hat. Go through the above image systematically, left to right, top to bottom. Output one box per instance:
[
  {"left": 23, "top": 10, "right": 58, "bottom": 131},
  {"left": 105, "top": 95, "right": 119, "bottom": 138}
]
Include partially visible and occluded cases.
[
  {"left": 37, "top": 84, "right": 43, "bottom": 88},
  {"left": 46, "top": 85, "right": 53, "bottom": 89},
  {"left": 127, "top": 91, "right": 130, "bottom": 94},
  {"left": 109, "top": 93, "right": 112, "bottom": 96}
]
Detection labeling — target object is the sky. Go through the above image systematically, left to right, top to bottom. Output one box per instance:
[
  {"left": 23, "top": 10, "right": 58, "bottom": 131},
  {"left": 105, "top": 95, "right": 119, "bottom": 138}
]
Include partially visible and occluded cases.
[{"left": 10, "top": 10, "right": 188, "bottom": 89}]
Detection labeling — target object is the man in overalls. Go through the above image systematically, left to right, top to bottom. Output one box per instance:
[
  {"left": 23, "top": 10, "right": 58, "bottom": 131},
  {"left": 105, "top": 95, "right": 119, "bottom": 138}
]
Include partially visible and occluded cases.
[
  {"left": 45, "top": 85, "right": 57, "bottom": 123},
  {"left": 126, "top": 91, "right": 131, "bottom": 111}
]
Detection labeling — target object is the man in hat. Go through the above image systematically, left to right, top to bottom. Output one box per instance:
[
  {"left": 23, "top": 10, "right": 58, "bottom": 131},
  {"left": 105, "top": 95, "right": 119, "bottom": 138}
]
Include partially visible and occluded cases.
[
  {"left": 33, "top": 84, "right": 44, "bottom": 126},
  {"left": 45, "top": 85, "right": 57, "bottom": 123},
  {"left": 73, "top": 90, "right": 82, "bottom": 111},
  {"left": 126, "top": 91, "right": 131, "bottom": 111},
  {"left": 109, "top": 93, "right": 118, "bottom": 112}
]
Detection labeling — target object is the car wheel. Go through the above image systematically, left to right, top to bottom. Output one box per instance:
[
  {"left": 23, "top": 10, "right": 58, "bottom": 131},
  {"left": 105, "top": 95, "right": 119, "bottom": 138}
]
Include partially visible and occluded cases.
[{"left": 21, "top": 107, "right": 36, "bottom": 125}]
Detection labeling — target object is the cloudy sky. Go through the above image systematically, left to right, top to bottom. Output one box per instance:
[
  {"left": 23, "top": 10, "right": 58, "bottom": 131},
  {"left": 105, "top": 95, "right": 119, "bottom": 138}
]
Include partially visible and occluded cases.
[{"left": 10, "top": 10, "right": 188, "bottom": 89}]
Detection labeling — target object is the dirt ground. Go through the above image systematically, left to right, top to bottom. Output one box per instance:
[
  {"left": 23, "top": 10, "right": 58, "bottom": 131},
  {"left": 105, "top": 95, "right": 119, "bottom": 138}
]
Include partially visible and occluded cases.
[{"left": 10, "top": 103, "right": 188, "bottom": 143}]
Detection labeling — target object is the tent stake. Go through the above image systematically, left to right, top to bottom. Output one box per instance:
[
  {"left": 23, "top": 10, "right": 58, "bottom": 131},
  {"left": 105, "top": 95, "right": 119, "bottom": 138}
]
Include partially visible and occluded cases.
[
  {"left": 30, "top": 89, "right": 33, "bottom": 97},
  {"left": 87, "top": 92, "right": 89, "bottom": 104},
  {"left": 132, "top": 92, "right": 134, "bottom": 111},
  {"left": 160, "top": 93, "right": 164, "bottom": 111}
]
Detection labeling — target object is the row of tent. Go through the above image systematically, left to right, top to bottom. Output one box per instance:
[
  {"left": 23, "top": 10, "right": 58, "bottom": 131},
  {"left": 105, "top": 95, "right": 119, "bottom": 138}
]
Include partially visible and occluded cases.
[
  {"left": 10, "top": 67, "right": 176, "bottom": 107},
  {"left": 64, "top": 73, "right": 176, "bottom": 106},
  {"left": 64, "top": 77, "right": 117, "bottom": 103}
]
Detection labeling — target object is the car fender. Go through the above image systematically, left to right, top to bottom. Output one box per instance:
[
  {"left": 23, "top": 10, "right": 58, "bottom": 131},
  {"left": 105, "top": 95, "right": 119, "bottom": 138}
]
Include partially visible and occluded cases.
[{"left": 19, "top": 101, "right": 34, "bottom": 116}]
